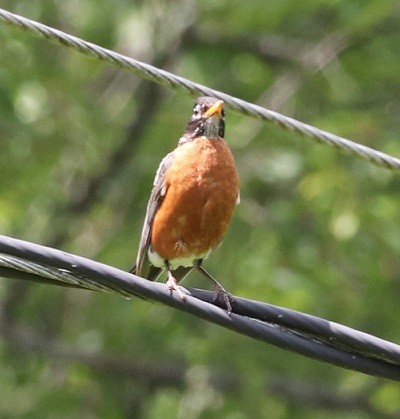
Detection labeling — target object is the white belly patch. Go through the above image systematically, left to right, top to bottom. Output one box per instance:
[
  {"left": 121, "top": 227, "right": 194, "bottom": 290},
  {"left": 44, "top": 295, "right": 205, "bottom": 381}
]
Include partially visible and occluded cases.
[{"left": 148, "top": 247, "right": 212, "bottom": 270}]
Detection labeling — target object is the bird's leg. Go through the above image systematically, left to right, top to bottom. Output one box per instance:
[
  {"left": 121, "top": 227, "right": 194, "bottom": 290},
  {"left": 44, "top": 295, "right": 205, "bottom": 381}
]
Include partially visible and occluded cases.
[
  {"left": 194, "top": 260, "right": 233, "bottom": 313},
  {"left": 165, "top": 261, "right": 187, "bottom": 301}
]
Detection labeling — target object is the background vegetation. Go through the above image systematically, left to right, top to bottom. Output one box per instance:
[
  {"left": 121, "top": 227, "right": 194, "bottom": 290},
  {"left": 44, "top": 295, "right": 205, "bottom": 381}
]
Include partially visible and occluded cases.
[{"left": 1, "top": 0, "right": 400, "bottom": 417}]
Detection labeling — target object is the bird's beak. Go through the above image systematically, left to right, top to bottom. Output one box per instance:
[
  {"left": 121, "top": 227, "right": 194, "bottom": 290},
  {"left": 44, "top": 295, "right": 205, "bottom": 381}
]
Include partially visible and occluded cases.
[{"left": 204, "top": 100, "right": 224, "bottom": 117}]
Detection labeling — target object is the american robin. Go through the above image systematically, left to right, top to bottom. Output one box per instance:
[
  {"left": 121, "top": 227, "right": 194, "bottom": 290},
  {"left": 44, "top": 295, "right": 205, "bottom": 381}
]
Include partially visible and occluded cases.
[{"left": 131, "top": 96, "right": 239, "bottom": 311}]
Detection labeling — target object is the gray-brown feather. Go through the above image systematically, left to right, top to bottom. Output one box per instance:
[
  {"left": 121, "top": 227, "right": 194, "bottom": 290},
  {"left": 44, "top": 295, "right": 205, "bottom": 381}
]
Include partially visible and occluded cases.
[{"left": 132, "top": 152, "right": 174, "bottom": 280}]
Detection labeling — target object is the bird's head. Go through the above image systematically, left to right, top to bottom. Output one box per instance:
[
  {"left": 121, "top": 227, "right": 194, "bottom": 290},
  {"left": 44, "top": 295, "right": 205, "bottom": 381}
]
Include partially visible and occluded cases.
[{"left": 180, "top": 97, "right": 225, "bottom": 143}]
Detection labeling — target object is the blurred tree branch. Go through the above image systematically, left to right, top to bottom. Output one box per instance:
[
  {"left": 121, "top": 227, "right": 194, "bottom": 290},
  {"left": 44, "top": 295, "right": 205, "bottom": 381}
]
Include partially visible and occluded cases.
[
  {"left": 184, "top": 30, "right": 348, "bottom": 71},
  {"left": 0, "top": 315, "right": 395, "bottom": 417}
]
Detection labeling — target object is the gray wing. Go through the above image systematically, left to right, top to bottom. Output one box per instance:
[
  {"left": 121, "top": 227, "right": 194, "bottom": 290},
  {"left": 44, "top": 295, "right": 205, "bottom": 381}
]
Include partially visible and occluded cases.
[{"left": 131, "top": 152, "right": 175, "bottom": 280}]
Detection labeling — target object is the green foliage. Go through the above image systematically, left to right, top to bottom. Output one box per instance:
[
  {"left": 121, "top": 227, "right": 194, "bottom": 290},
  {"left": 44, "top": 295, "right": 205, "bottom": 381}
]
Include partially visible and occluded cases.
[{"left": 1, "top": 0, "right": 400, "bottom": 417}]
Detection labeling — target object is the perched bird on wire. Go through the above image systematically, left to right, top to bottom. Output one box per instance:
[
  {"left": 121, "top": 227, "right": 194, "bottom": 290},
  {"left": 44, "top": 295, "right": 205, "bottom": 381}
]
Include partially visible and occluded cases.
[{"left": 131, "top": 96, "right": 239, "bottom": 311}]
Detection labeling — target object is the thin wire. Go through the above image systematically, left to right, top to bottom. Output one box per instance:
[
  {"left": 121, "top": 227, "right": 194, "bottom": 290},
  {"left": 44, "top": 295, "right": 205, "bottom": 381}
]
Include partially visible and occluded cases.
[
  {"left": 1, "top": 8, "right": 400, "bottom": 171},
  {"left": 1, "top": 234, "right": 400, "bottom": 381}
]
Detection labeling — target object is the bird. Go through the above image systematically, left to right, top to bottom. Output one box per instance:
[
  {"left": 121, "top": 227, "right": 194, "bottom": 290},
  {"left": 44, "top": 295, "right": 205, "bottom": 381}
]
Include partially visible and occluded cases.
[{"left": 130, "top": 96, "right": 239, "bottom": 311}]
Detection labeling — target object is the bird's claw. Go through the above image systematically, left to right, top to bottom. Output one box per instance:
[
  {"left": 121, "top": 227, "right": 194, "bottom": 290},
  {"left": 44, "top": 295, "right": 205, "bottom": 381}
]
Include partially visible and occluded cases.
[
  {"left": 166, "top": 273, "right": 187, "bottom": 301},
  {"left": 212, "top": 284, "right": 234, "bottom": 314}
]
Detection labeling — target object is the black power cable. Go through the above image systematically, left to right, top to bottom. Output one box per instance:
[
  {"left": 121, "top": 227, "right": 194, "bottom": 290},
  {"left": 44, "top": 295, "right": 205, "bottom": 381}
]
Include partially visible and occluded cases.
[{"left": 0, "top": 234, "right": 400, "bottom": 381}]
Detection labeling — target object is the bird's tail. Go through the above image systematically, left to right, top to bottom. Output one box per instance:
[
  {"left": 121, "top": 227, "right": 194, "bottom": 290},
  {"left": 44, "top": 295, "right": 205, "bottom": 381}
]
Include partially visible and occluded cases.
[{"left": 129, "top": 262, "right": 163, "bottom": 282}]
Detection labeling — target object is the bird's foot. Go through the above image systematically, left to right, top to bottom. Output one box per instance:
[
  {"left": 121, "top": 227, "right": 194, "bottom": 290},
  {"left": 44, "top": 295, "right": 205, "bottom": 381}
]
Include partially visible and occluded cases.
[
  {"left": 194, "top": 262, "right": 234, "bottom": 313},
  {"left": 166, "top": 272, "right": 187, "bottom": 301},
  {"left": 212, "top": 284, "right": 234, "bottom": 314}
]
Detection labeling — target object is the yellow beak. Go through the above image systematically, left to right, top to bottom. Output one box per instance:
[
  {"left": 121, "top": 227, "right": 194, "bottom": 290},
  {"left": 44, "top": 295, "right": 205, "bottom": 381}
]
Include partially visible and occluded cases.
[{"left": 204, "top": 100, "right": 224, "bottom": 117}]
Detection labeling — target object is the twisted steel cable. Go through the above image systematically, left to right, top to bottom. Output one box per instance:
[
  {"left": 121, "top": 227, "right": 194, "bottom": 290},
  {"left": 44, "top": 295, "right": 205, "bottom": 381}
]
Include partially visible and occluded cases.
[{"left": 1, "top": 8, "right": 400, "bottom": 171}]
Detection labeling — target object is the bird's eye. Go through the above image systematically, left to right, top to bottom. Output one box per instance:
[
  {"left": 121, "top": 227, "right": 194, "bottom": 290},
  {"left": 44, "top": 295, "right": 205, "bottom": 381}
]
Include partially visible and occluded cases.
[{"left": 192, "top": 106, "right": 201, "bottom": 117}]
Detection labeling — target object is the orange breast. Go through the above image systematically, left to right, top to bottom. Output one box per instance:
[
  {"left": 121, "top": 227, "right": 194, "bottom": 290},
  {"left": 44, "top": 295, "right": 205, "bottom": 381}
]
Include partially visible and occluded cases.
[{"left": 151, "top": 137, "right": 239, "bottom": 261}]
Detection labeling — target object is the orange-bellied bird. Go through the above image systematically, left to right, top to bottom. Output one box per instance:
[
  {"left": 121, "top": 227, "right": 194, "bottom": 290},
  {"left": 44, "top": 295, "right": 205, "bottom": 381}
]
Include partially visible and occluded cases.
[{"left": 131, "top": 97, "right": 239, "bottom": 310}]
